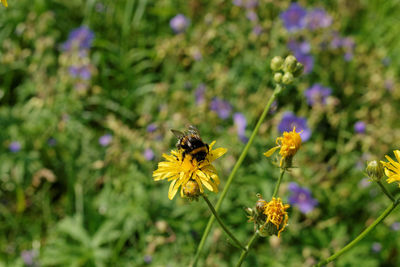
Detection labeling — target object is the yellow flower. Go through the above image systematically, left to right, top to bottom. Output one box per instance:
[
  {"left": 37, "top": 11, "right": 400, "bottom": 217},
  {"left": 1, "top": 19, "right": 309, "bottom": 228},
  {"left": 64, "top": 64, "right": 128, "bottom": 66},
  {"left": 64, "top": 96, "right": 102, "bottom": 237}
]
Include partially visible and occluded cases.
[
  {"left": 1, "top": 0, "right": 8, "bottom": 7},
  {"left": 264, "top": 127, "right": 302, "bottom": 167},
  {"left": 153, "top": 141, "right": 227, "bottom": 200},
  {"left": 380, "top": 150, "right": 400, "bottom": 187},
  {"left": 262, "top": 197, "right": 290, "bottom": 237}
]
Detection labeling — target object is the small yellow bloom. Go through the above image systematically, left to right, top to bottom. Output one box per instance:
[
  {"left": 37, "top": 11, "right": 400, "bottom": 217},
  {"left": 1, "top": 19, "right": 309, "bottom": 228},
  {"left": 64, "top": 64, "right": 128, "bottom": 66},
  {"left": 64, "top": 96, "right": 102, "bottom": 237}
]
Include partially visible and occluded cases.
[
  {"left": 1, "top": 0, "right": 8, "bottom": 7},
  {"left": 264, "top": 127, "right": 302, "bottom": 167},
  {"left": 153, "top": 141, "right": 227, "bottom": 200},
  {"left": 380, "top": 150, "right": 400, "bottom": 187},
  {"left": 262, "top": 197, "right": 290, "bottom": 237}
]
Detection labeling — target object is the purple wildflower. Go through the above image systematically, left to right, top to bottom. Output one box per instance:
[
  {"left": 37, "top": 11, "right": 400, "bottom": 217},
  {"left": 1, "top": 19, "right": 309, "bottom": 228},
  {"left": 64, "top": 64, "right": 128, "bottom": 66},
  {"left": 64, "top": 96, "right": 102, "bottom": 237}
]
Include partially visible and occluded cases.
[
  {"left": 232, "top": 0, "right": 242, "bottom": 6},
  {"left": 245, "top": 0, "right": 258, "bottom": 9},
  {"left": 280, "top": 3, "right": 307, "bottom": 32},
  {"left": 305, "top": 8, "right": 332, "bottom": 30},
  {"left": 246, "top": 10, "right": 258, "bottom": 21},
  {"left": 170, "top": 14, "right": 190, "bottom": 34},
  {"left": 252, "top": 25, "right": 262, "bottom": 35},
  {"left": 62, "top": 26, "right": 95, "bottom": 51},
  {"left": 342, "top": 37, "right": 355, "bottom": 61},
  {"left": 288, "top": 40, "right": 314, "bottom": 74},
  {"left": 69, "top": 65, "right": 92, "bottom": 80},
  {"left": 384, "top": 79, "right": 394, "bottom": 91},
  {"left": 195, "top": 84, "right": 206, "bottom": 105},
  {"left": 304, "top": 84, "right": 332, "bottom": 106},
  {"left": 210, "top": 98, "right": 232, "bottom": 119},
  {"left": 268, "top": 100, "right": 278, "bottom": 114},
  {"left": 278, "top": 112, "right": 311, "bottom": 141},
  {"left": 233, "top": 113, "right": 248, "bottom": 143},
  {"left": 354, "top": 121, "right": 366, "bottom": 134},
  {"left": 147, "top": 123, "right": 157, "bottom": 133},
  {"left": 99, "top": 134, "right": 112, "bottom": 147},
  {"left": 47, "top": 138, "right": 57, "bottom": 147},
  {"left": 9, "top": 141, "right": 21, "bottom": 153},
  {"left": 144, "top": 148, "right": 155, "bottom": 161},
  {"left": 358, "top": 177, "right": 370, "bottom": 189},
  {"left": 288, "top": 182, "right": 318, "bottom": 214},
  {"left": 391, "top": 222, "right": 400, "bottom": 231},
  {"left": 371, "top": 242, "right": 382, "bottom": 253},
  {"left": 21, "top": 250, "right": 38, "bottom": 266},
  {"left": 144, "top": 255, "right": 152, "bottom": 264}
]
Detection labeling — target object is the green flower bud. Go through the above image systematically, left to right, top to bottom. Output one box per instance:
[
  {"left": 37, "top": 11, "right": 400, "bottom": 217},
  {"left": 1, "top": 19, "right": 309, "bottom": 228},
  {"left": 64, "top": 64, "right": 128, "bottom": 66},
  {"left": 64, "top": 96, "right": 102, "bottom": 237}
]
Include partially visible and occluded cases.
[
  {"left": 283, "top": 55, "right": 297, "bottom": 73},
  {"left": 270, "top": 56, "right": 284, "bottom": 71},
  {"left": 293, "top": 62, "right": 304, "bottom": 77},
  {"left": 274, "top": 72, "right": 283, "bottom": 83},
  {"left": 282, "top": 72, "right": 294, "bottom": 85},
  {"left": 366, "top": 160, "right": 384, "bottom": 181},
  {"left": 183, "top": 180, "right": 200, "bottom": 200},
  {"left": 258, "top": 221, "right": 280, "bottom": 237}
]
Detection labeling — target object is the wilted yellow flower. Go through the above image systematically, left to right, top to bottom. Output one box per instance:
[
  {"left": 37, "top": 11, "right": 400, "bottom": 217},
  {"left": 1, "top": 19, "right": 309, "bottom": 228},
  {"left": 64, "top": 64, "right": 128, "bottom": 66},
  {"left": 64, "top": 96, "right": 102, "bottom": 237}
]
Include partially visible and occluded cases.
[
  {"left": 1, "top": 0, "right": 7, "bottom": 7},
  {"left": 264, "top": 127, "right": 302, "bottom": 167},
  {"left": 153, "top": 141, "right": 227, "bottom": 200},
  {"left": 380, "top": 150, "right": 400, "bottom": 187},
  {"left": 262, "top": 197, "right": 290, "bottom": 237}
]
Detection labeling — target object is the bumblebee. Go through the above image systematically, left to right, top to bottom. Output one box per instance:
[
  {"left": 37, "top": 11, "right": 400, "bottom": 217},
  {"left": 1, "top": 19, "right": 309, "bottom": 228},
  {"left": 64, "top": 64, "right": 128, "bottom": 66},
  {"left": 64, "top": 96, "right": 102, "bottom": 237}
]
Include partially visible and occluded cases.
[{"left": 171, "top": 125, "right": 209, "bottom": 163}]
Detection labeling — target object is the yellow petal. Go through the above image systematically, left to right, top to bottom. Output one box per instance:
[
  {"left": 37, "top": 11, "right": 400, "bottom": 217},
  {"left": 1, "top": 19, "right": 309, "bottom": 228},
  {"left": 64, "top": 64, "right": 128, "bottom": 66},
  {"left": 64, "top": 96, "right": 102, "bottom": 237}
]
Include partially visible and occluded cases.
[
  {"left": 208, "top": 140, "right": 216, "bottom": 150},
  {"left": 264, "top": 146, "right": 279, "bottom": 157},
  {"left": 208, "top": 147, "right": 227, "bottom": 161},
  {"left": 394, "top": 150, "right": 400, "bottom": 163},
  {"left": 168, "top": 179, "right": 178, "bottom": 200}
]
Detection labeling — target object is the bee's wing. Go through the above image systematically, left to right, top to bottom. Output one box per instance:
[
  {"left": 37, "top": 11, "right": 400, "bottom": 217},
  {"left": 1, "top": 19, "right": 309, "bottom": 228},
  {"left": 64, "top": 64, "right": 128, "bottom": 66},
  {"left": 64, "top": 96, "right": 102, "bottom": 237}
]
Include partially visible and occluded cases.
[
  {"left": 187, "top": 125, "right": 201, "bottom": 136},
  {"left": 171, "top": 129, "right": 185, "bottom": 139}
]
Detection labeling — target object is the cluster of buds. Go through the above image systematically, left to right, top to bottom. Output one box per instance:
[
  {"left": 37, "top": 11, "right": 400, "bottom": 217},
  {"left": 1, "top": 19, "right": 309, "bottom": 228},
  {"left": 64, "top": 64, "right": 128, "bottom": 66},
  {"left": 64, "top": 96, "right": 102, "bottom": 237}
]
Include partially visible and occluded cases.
[
  {"left": 270, "top": 55, "right": 304, "bottom": 85},
  {"left": 246, "top": 194, "right": 290, "bottom": 237}
]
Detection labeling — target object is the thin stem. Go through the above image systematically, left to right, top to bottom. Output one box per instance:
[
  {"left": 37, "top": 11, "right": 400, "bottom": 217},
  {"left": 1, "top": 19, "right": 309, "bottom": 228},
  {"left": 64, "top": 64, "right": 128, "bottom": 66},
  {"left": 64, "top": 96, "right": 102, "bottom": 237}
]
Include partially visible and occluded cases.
[
  {"left": 191, "top": 86, "right": 282, "bottom": 267},
  {"left": 272, "top": 169, "right": 285, "bottom": 198},
  {"left": 377, "top": 181, "right": 395, "bottom": 202},
  {"left": 202, "top": 195, "right": 247, "bottom": 251},
  {"left": 314, "top": 198, "right": 400, "bottom": 267},
  {"left": 235, "top": 232, "right": 258, "bottom": 267}
]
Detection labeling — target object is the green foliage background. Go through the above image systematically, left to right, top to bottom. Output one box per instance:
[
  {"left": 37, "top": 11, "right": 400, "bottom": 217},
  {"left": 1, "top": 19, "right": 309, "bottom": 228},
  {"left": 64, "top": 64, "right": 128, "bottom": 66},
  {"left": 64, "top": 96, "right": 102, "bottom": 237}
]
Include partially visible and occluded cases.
[{"left": 1, "top": 0, "right": 400, "bottom": 266}]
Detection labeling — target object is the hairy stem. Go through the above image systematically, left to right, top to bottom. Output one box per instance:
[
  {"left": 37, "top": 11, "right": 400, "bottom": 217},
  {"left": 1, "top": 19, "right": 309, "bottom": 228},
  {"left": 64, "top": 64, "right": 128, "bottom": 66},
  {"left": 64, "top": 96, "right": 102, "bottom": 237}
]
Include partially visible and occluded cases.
[
  {"left": 191, "top": 85, "right": 282, "bottom": 267},
  {"left": 272, "top": 169, "right": 286, "bottom": 198},
  {"left": 202, "top": 195, "right": 247, "bottom": 251},
  {"left": 314, "top": 198, "right": 400, "bottom": 267},
  {"left": 235, "top": 232, "right": 259, "bottom": 267}
]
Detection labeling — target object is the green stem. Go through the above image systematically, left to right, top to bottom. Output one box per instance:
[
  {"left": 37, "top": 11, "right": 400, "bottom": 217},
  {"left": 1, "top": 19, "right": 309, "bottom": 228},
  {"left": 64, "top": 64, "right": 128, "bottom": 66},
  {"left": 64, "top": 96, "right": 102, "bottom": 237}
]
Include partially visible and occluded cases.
[
  {"left": 191, "top": 85, "right": 282, "bottom": 267},
  {"left": 272, "top": 169, "right": 285, "bottom": 198},
  {"left": 377, "top": 181, "right": 395, "bottom": 202},
  {"left": 202, "top": 195, "right": 247, "bottom": 251},
  {"left": 314, "top": 198, "right": 400, "bottom": 267},
  {"left": 235, "top": 232, "right": 259, "bottom": 267}
]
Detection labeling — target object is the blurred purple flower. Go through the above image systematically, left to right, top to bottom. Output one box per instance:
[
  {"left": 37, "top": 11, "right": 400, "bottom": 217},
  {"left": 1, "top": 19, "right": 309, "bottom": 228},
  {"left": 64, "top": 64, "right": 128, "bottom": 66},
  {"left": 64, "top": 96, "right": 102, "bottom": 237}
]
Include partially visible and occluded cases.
[
  {"left": 232, "top": 0, "right": 242, "bottom": 6},
  {"left": 245, "top": 0, "right": 258, "bottom": 9},
  {"left": 280, "top": 3, "right": 307, "bottom": 32},
  {"left": 306, "top": 8, "right": 332, "bottom": 30},
  {"left": 246, "top": 10, "right": 258, "bottom": 21},
  {"left": 170, "top": 14, "right": 190, "bottom": 34},
  {"left": 252, "top": 25, "right": 262, "bottom": 35},
  {"left": 62, "top": 26, "right": 95, "bottom": 51},
  {"left": 342, "top": 37, "right": 355, "bottom": 61},
  {"left": 288, "top": 40, "right": 314, "bottom": 74},
  {"left": 69, "top": 65, "right": 92, "bottom": 80},
  {"left": 384, "top": 79, "right": 394, "bottom": 91},
  {"left": 195, "top": 83, "right": 206, "bottom": 105},
  {"left": 304, "top": 84, "right": 332, "bottom": 106},
  {"left": 210, "top": 98, "right": 232, "bottom": 119},
  {"left": 268, "top": 100, "right": 278, "bottom": 114},
  {"left": 278, "top": 112, "right": 311, "bottom": 141},
  {"left": 234, "top": 113, "right": 248, "bottom": 143},
  {"left": 354, "top": 121, "right": 366, "bottom": 134},
  {"left": 147, "top": 123, "right": 157, "bottom": 133},
  {"left": 99, "top": 134, "right": 112, "bottom": 147},
  {"left": 47, "top": 138, "right": 57, "bottom": 147},
  {"left": 9, "top": 141, "right": 21, "bottom": 153},
  {"left": 144, "top": 148, "right": 155, "bottom": 161},
  {"left": 358, "top": 177, "right": 370, "bottom": 189},
  {"left": 288, "top": 182, "right": 318, "bottom": 214},
  {"left": 391, "top": 222, "right": 400, "bottom": 231},
  {"left": 372, "top": 242, "right": 382, "bottom": 253},
  {"left": 21, "top": 250, "right": 38, "bottom": 266},
  {"left": 144, "top": 255, "right": 152, "bottom": 264}
]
